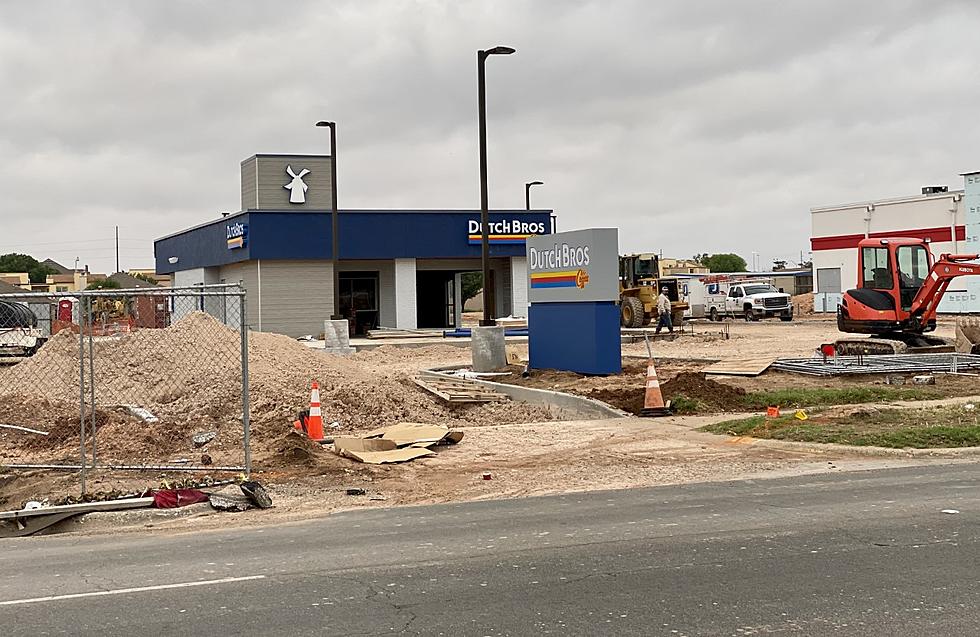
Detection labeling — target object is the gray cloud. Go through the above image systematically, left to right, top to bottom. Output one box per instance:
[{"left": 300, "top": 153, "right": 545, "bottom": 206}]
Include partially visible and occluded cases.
[{"left": 2, "top": 0, "right": 980, "bottom": 272}]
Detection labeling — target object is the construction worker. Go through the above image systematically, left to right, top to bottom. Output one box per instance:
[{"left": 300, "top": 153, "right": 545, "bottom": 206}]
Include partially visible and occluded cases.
[{"left": 655, "top": 286, "right": 673, "bottom": 334}]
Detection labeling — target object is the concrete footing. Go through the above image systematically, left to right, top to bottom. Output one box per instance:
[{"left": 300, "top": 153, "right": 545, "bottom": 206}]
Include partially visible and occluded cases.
[
  {"left": 324, "top": 319, "right": 355, "bottom": 356},
  {"left": 471, "top": 325, "right": 506, "bottom": 372}
]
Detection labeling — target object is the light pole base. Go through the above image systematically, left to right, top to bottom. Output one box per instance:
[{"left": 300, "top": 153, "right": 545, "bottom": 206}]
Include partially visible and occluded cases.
[
  {"left": 478, "top": 319, "right": 497, "bottom": 327},
  {"left": 471, "top": 325, "right": 507, "bottom": 372}
]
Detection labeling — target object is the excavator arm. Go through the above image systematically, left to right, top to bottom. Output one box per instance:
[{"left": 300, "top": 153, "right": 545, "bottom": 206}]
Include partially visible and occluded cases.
[{"left": 908, "top": 253, "right": 980, "bottom": 327}]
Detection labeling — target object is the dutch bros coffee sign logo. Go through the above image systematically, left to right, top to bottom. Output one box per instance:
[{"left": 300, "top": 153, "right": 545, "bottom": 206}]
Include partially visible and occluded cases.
[
  {"left": 468, "top": 219, "right": 547, "bottom": 245},
  {"left": 227, "top": 222, "right": 248, "bottom": 249},
  {"left": 526, "top": 228, "right": 619, "bottom": 304},
  {"left": 528, "top": 242, "right": 591, "bottom": 289}
]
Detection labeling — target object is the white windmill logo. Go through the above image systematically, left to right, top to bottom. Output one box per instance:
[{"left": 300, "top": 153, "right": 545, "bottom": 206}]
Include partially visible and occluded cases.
[{"left": 284, "top": 165, "right": 310, "bottom": 204}]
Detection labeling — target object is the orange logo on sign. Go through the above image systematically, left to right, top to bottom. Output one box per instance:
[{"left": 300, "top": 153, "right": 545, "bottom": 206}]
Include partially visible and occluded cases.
[{"left": 575, "top": 269, "right": 590, "bottom": 288}]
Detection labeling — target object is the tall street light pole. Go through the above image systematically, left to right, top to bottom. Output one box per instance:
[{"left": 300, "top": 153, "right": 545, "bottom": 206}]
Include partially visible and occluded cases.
[
  {"left": 477, "top": 45, "right": 515, "bottom": 327},
  {"left": 315, "top": 120, "right": 341, "bottom": 320},
  {"left": 525, "top": 180, "right": 544, "bottom": 211},
  {"left": 524, "top": 181, "right": 544, "bottom": 210}
]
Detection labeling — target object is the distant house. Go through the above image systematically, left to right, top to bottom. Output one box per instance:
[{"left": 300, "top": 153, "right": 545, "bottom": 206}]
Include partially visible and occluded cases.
[
  {"left": 660, "top": 258, "right": 710, "bottom": 276},
  {"left": 41, "top": 259, "right": 72, "bottom": 275},
  {"left": 127, "top": 268, "right": 171, "bottom": 287},
  {"left": 0, "top": 272, "right": 31, "bottom": 289},
  {"left": 0, "top": 279, "right": 24, "bottom": 294}
]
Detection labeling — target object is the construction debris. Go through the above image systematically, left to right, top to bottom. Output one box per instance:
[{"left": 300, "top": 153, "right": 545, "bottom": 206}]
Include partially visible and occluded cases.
[
  {"left": 772, "top": 353, "right": 980, "bottom": 376},
  {"left": 701, "top": 357, "right": 775, "bottom": 377},
  {"left": 413, "top": 375, "right": 508, "bottom": 403},
  {"left": 119, "top": 405, "right": 159, "bottom": 423},
  {"left": 333, "top": 422, "right": 463, "bottom": 464},
  {"left": 0, "top": 423, "right": 48, "bottom": 436},
  {"left": 192, "top": 431, "right": 216, "bottom": 447},
  {"left": 339, "top": 446, "right": 434, "bottom": 464},
  {"left": 240, "top": 481, "right": 273, "bottom": 509},
  {"left": 208, "top": 484, "right": 253, "bottom": 512},
  {"left": 151, "top": 489, "right": 209, "bottom": 508},
  {"left": 0, "top": 497, "right": 155, "bottom": 537}
]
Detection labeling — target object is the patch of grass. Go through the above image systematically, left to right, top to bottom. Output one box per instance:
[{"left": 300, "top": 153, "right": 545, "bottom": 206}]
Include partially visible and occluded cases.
[
  {"left": 741, "top": 386, "right": 938, "bottom": 410},
  {"left": 669, "top": 395, "right": 702, "bottom": 415},
  {"left": 700, "top": 405, "right": 980, "bottom": 449}
]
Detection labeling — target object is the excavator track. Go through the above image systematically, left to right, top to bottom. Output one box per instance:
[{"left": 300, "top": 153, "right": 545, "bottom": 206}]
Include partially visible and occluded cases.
[{"left": 834, "top": 333, "right": 955, "bottom": 356}]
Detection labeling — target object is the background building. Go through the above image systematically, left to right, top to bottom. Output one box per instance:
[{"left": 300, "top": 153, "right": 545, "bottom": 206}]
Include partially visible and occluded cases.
[
  {"left": 155, "top": 153, "right": 553, "bottom": 337},
  {"left": 810, "top": 177, "right": 979, "bottom": 313},
  {"left": 660, "top": 258, "right": 709, "bottom": 276}
]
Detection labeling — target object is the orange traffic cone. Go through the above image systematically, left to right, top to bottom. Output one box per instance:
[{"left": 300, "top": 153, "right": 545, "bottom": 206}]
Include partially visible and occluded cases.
[
  {"left": 640, "top": 359, "right": 671, "bottom": 417},
  {"left": 305, "top": 381, "right": 324, "bottom": 440}
]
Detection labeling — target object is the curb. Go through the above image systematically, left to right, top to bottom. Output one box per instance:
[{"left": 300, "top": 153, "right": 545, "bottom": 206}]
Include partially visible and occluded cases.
[
  {"left": 422, "top": 367, "right": 629, "bottom": 420},
  {"left": 718, "top": 435, "right": 980, "bottom": 459}
]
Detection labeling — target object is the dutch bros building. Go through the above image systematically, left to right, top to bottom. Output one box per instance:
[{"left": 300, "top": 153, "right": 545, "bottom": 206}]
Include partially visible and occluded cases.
[{"left": 154, "top": 153, "right": 553, "bottom": 337}]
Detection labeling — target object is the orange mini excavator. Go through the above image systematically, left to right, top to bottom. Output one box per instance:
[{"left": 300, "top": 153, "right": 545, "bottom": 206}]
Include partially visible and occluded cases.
[{"left": 836, "top": 237, "right": 980, "bottom": 354}]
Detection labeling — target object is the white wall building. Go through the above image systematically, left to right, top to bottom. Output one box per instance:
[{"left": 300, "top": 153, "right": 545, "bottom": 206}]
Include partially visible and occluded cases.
[{"left": 810, "top": 177, "right": 980, "bottom": 313}]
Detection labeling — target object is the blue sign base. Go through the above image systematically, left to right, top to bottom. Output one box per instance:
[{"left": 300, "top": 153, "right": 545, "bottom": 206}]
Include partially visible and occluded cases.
[{"left": 528, "top": 301, "right": 622, "bottom": 375}]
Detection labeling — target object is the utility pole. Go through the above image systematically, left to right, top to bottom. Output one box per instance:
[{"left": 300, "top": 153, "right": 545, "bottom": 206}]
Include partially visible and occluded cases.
[{"left": 115, "top": 226, "right": 119, "bottom": 273}]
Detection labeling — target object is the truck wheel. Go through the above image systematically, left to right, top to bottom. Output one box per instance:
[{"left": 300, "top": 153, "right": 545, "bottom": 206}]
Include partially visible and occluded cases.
[
  {"left": 620, "top": 297, "right": 644, "bottom": 328},
  {"left": 744, "top": 306, "right": 756, "bottom": 321},
  {"left": 709, "top": 307, "right": 719, "bottom": 322},
  {"left": 780, "top": 314, "right": 793, "bottom": 322}
]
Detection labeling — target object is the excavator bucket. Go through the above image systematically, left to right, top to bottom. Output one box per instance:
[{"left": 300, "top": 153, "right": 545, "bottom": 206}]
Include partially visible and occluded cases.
[{"left": 955, "top": 316, "right": 980, "bottom": 354}]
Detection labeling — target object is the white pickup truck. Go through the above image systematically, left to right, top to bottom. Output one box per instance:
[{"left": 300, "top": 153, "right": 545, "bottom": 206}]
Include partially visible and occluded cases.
[
  {"left": 705, "top": 282, "right": 793, "bottom": 322},
  {"left": 0, "top": 300, "right": 47, "bottom": 357}
]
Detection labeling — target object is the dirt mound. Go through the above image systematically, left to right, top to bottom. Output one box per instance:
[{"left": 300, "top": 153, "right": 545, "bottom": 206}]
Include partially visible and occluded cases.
[
  {"left": 792, "top": 293, "right": 814, "bottom": 315},
  {"left": 0, "top": 313, "right": 557, "bottom": 467},
  {"left": 661, "top": 372, "right": 747, "bottom": 411},
  {"left": 587, "top": 387, "right": 646, "bottom": 415}
]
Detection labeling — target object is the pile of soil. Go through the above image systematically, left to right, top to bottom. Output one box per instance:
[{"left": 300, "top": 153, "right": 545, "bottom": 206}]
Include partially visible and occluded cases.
[
  {"left": 792, "top": 293, "right": 814, "bottom": 315},
  {"left": 0, "top": 313, "right": 557, "bottom": 466},
  {"left": 586, "top": 372, "right": 747, "bottom": 415},
  {"left": 661, "top": 372, "right": 747, "bottom": 412}
]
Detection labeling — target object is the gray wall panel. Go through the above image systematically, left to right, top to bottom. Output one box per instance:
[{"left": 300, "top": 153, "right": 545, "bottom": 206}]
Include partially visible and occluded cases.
[
  {"left": 241, "top": 155, "right": 334, "bottom": 211},
  {"left": 254, "top": 260, "right": 334, "bottom": 337}
]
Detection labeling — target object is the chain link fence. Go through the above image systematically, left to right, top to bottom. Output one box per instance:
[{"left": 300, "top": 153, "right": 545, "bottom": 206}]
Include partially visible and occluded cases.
[{"left": 0, "top": 284, "right": 249, "bottom": 495}]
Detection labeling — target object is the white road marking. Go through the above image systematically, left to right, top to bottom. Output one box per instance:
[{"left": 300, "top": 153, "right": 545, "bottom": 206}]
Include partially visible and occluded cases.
[{"left": 0, "top": 575, "right": 266, "bottom": 606}]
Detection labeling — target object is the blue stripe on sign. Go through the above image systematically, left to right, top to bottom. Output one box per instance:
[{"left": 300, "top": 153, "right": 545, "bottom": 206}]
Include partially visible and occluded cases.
[{"left": 531, "top": 280, "right": 577, "bottom": 288}]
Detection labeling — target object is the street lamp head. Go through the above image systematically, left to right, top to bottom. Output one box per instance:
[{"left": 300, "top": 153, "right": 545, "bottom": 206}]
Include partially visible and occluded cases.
[
  {"left": 485, "top": 46, "right": 516, "bottom": 56},
  {"left": 315, "top": 120, "right": 334, "bottom": 128},
  {"left": 527, "top": 180, "right": 544, "bottom": 187}
]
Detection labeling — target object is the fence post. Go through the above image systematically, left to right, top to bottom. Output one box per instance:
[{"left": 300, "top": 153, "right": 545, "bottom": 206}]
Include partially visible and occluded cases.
[
  {"left": 240, "top": 287, "right": 251, "bottom": 478},
  {"left": 78, "top": 295, "right": 87, "bottom": 496},
  {"left": 88, "top": 305, "right": 97, "bottom": 468}
]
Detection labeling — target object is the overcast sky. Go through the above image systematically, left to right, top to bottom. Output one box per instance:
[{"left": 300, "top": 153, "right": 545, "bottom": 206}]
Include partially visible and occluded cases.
[{"left": 2, "top": 0, "right": 980, "bottom": 274}]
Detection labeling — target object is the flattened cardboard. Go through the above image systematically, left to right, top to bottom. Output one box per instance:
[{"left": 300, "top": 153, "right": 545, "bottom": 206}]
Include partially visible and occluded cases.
[
  {"left": 333, "top": 437, "right": 398, "bottom": 453},
  {"left": 339, "top": 446, "right": 435, "bottom": 464}
]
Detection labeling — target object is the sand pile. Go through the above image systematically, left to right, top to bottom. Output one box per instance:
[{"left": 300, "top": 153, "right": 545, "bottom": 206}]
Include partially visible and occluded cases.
[
  {"left": 792, "top": 293, "right": 814, "bottom": 315},
  {"left": 0, "top": 313, "right": 555, "bottom": 465}
]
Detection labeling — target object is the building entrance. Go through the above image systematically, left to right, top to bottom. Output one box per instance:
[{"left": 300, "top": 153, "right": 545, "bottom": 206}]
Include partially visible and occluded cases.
[
  {"left": 339, "top": 271, "right": 379, "bottom": 335},
  {"left": 416, "top": 271, "right": 457, "bottom": 329}
]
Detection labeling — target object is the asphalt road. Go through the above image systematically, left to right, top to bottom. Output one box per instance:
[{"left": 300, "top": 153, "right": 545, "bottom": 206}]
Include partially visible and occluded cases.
[{"left": 1, "top": 463, "right": 978, "bottom": 636}]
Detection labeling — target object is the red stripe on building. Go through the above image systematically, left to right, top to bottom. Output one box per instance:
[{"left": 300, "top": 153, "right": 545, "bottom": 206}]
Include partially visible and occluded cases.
[{"left": 811, "top": 226, "right": 966, "bottom": 251}]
